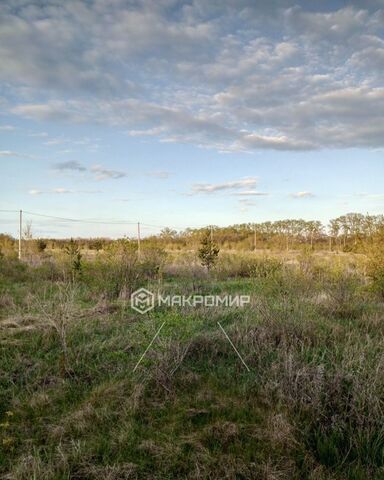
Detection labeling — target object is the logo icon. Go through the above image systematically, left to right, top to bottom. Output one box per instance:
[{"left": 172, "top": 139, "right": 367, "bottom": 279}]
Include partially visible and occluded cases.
[{"left": 131, "top": 288, "right": 155, "bottom": 314}]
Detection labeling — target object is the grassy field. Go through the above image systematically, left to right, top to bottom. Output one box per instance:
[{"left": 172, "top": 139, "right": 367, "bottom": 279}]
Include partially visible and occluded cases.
[{"left": 0, "top": 250, "right": 383, "bottom": 479}]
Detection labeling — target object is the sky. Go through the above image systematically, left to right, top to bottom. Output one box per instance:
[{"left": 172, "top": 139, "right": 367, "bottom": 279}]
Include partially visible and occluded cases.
[{"left": 1, "top": 0, "right": 384, "bottom": 238}]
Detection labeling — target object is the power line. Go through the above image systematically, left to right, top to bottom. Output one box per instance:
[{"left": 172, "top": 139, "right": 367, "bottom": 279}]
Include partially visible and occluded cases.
[
  {"left": 1, "top": 209, "right": 218, "bottom": 231},
  {"left": 22, "top": 210, "right": 138, "bottom": 225}
]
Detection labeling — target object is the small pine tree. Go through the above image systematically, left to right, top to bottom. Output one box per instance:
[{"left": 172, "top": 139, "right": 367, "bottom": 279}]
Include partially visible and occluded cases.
[
  {"left": 198, "top": 229, "right": 220, "bottom": 271},
  {"left": 65, "top": 238, "right": 82, "bottom": 282}
]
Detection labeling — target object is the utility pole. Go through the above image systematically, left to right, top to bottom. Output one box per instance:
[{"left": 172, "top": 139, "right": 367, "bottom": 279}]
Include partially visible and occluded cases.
[
  {"left": 18, "top": 209, "right": 22, "bottom": 260},
  {"left": 137, "top": 222, "right": 141, "bottom": 260}
]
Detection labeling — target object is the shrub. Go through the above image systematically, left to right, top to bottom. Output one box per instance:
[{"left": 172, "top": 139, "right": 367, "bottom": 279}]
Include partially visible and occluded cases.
[
  {"left": 36, "top": 239, "right": 47, "bottom": 252},
  {"left": 250, "top": 257, "right": 283, "bottom": 279},
  {"left": 320, "top": 268, "right": 366, "bottom": 319}
]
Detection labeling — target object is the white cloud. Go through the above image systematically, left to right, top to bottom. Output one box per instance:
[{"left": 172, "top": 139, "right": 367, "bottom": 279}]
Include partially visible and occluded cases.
[
  {"left": 3, "top": 2, "right": 384, "bottom": 151},
  {"left": 0, "top": 125, "right": 15, "bottom": 131},
  {"left": 28, "top": 132, "right": 48, "bottom": 138},
  {"left": 0, "top": 150, "right": 23, "bottom": 157},
  {"left": 191, "top": 177, "right": 259, "bottom": 194},
  {"left": 28, "top": 188, "right": 101, "bottom": 195},
  {"left": 52, "top": 188, "right": 71, "bottom": 194},
  {"left": 232, "top": 190, "right": 269, "bottom": 196},
  {"left": 291, "top": 191, "right": 314, "bottom": 198}
]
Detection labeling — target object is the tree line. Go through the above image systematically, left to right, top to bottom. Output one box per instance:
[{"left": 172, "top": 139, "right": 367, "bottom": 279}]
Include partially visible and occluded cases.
[{"left": 0, "top": 212, "right": 383, "bottom": 256}]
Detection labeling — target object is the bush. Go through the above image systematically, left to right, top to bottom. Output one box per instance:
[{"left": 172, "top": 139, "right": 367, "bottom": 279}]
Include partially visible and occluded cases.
[
  {"left": 215, "top": 254, "right": 283, "bottom": 279},
  {"left": 250, "top": 257, "right": 283, "bottom": 279},
  {"left": 320, "top": 268, "right": 366, "bottom": 319}
]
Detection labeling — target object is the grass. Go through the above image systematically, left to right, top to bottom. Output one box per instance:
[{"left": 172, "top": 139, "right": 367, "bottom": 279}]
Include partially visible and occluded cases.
[{"left": 0, "top": 252, "right": 383, "bottom": 479}]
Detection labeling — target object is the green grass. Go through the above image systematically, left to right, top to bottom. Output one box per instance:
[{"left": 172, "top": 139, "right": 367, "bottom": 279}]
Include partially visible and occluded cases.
[{"left": 0, "top": 255, "right": 383, "bottom": 479}]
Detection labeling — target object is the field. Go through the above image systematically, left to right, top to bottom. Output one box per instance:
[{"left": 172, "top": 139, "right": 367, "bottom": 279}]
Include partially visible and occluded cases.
[{"left": 0, "top": 247, "right": 383, "bottom": 479}]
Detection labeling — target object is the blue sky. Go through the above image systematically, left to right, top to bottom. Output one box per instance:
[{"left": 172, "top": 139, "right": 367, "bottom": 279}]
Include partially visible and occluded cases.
[{"left": 1, "top": 0, "right": 384, "bottom": 237}]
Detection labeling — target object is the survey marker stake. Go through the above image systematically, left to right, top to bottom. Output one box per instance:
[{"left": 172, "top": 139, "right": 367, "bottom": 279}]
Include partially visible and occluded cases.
[
  {"left": 133, "top": 321, "right": 166, "bottom": 372},
  {"left": 217, "top": 321, "right": 250, "bottom": 372}
]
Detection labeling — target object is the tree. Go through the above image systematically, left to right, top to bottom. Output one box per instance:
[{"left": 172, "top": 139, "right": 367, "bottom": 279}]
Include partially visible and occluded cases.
[
  {"left": 305, "top": 220, "right": 323, "bottom": 248},
  {"left": 198, "top": 229, "right": 220, "bottom": 271},
  {"left": 65, "top": 238, "right": 82, "bottom": 282},
  {"left": 37, "top": 239, "right": 47, "bottom": 252}
]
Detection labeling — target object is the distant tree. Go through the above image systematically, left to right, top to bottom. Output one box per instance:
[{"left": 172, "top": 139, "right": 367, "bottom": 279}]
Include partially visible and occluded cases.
[
  {"left": 329, "top": 218, "right": 341, "bottom": 250},
  {"left": 305, "top": 220, "right": 323, "bottom": 248},
  {"left": 160, "top": 227, "right": 177, "bottom": 239},
  {"left": 198, "top": 229, "right": 220, "bottom": 271},
  {"left": 0, "top": 234, "right": 15, "bottom": 257},
  {"left": 89, "top": 238, "right": 104, "bottom": 251},
  {"left": 37, "top": 239, "right": 47, "bottom": 252}
]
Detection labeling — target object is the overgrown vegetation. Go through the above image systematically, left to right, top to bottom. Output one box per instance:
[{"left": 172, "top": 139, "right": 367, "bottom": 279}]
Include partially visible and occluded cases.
[
  {"left": 2, "top": 212, "right": 384, "bottom": 256},
  {"left": 0, "top": 239, "right": 383, "bottom": 479}
]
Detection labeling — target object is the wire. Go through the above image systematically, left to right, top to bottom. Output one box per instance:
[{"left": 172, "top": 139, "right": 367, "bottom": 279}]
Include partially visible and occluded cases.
[
  {"left": 1, "top": 209, "right": 214, "bottom": 231},
  {"left": 23, "top": 210, "right": 138, "bottom": 225}
]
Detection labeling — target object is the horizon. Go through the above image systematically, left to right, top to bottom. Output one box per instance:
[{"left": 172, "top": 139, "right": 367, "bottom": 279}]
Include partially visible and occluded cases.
[{"left": 0, "top": 208, "right": 381, "bottom": 240}]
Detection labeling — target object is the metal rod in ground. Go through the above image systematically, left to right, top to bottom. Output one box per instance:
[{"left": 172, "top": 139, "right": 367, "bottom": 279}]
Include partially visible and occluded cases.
[
  {"left": 18, "top": 209, "right": 22, "bottom": 260},
  {"left": 133, "top": 321, "right": 166, "bottom": 372},
  {"left": 217, "top": 321, "right": 250, "bottom": 372}
]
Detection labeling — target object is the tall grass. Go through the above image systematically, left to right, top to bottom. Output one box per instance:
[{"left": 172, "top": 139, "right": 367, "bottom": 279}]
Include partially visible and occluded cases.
[{"left": 0, "top": 252, "right": 383, "bottom": 479}]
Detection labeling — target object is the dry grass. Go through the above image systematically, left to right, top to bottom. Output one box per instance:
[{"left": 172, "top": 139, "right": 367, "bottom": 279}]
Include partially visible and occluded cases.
[{"left": 0, "top": 253, "right": 383, "bottom": 479}]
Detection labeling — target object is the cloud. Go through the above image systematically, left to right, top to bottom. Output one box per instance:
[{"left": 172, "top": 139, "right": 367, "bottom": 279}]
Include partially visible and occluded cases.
[
  {"left": 4, "top": 2, "right": 384, "bottom": 151},
  {"left": 11, "top": 103, "right": 77, "bottom": 122},
  {"left": 0, "top": 125, "right": 15, "bottom": 131},
  {"left": 28, "top": 132, "right": 48, "bottom": 138},
  {"left": 44, "top": 138, "right": 67, "bottom": 146},
  {"left": 0, "top": 150, "right": 24, "bottom": 157},
  {"left": 54, "top": 160, "right": 87, "bottom": 172},
  {"left": 53, "top": 161, "right": 125, "bottom": 181},
  {"left": 90, "top": 165, "right": 126, "bottom": 180},
  {"left": 191, "top": 177, "right": 259, "bottom": 194},
  {"left": 28, "top": 188, "right": 101, "bottom": 195},
  {"left": 52, "top": 188, "right": 71, "bottom": 194},
  {"left": 232, "top": 190, "right": 269, "bottom": 196},
  {"left": 291, "top": 191, "right": 314, "bottom": 198}
]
